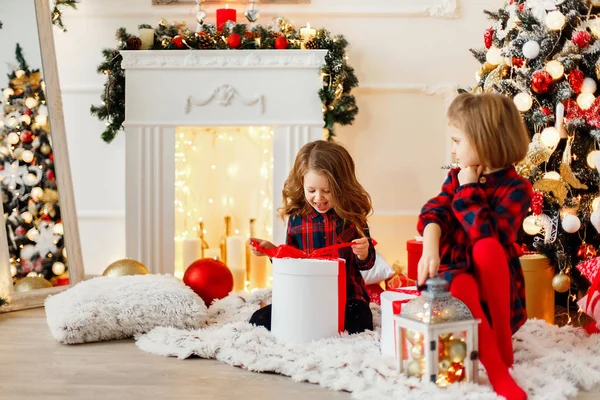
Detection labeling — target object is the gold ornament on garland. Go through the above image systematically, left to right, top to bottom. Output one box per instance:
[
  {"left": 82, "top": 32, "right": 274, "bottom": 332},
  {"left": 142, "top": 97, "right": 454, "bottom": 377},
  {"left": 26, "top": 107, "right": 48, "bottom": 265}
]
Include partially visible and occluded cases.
[
  {"left": 483, "top": 65, "right": 508, "bottom": 93},
  {"left": 559, "top": 162, "right": 588, "bottom": 189},
  {"left": 533, "top": 178, "right": 568, "bottom": 206},
  {"left": 102, "top": 259, "right": 150, "bottom": 277},
  {"left": 551, "top": 271, "right": 571, "bottom": 293},
  {"left": 14, "top": 276, "right": 53, "bottom": 292}
]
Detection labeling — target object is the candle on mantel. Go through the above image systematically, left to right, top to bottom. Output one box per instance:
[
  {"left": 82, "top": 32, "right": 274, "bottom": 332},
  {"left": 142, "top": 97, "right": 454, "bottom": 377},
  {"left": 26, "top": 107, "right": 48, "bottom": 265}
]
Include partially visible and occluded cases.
[
  {"left": 216, "top": 4, "right": 237, "bottom": 31},
  {"left": 299, "top": 22, "right": 317, "bottom": 49},
  {"left": 139, "top": 28, "right": 155, "bottom": 50},
  {"left": 226, "top": 236, "right": 246, "bottom": 292},
  {"left": 182, "top": 238, "right": 202, "bottom": 272},
  {"left": 204, "top": 248, "right": 221, "bottom": 260}
]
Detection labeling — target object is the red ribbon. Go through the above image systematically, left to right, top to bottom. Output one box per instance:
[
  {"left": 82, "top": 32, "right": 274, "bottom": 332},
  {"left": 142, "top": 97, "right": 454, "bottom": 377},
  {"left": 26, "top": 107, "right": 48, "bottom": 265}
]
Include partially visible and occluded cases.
[{"left": 586, "top": 273, "right": 600, "bottom": 311}]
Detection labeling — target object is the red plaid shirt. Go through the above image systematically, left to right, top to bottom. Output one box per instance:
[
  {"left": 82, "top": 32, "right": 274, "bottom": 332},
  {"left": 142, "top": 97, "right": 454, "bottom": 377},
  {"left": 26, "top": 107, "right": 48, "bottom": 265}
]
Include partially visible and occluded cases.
[
  {"left": 417, "top": 167, "right": 533, "bottom": 333},
  {"left": 286, "top": 208, "right": 375, "bottom": 304}
]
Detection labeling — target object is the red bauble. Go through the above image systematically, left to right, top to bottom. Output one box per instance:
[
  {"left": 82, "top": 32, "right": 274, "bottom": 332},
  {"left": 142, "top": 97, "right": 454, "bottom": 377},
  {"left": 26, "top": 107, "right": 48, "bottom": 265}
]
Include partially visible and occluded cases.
[
  {"left": 519, "top": 4, "right": 524, "bottom": 11},
  {"left": 484, "top": 28, "right": 494, "bottom": 49},
  {"left": 244, "top": 31, "right": 254, "bottom": 39},
  {"left": 573, "top": 31, "right": 592, "bottom": 48},
  {"left": 227, "top": 33, "right": 241, "bottom": 49},
  {"left": 172, "top": 35, "right": 185, "bottom": 49},
  {"left": 275, "top": 36, "right": 289, "bottom": 50},
  {"left": 512, "top": 57, "right": 524, "bottom": 68},
  {"left": 569, "top": 69, "right": 585, "bottom": 93},
  {"left": 531, "top": 70, "right": 553, "bottom": 93},
  {"left": 541, "top": 107, "right": 552, "bottom": 116},
  {"left": 23, "top": 109, "right": 32, "bottom": 116},
  {"left": 21, "top": 131, "right": 33, "bottom": 143},
  {"left": 46, "top": 170, "right": 55, "bottom": 181},
  {"left": 531, "top": 191, "right": 543, "bottom": 215},
  {"left": 15, "top": 226, "right": 25, "bottom": 236},
  {"left": 577, "top": 243, "right": 597, "bottom": 260},
  {"left": 183, "top": 258, "right": 234, "bottom": 307}
]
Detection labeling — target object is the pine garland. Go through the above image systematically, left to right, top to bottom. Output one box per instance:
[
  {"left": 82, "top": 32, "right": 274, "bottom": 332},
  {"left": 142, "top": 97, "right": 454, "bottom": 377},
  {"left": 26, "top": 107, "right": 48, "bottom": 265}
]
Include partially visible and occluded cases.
[
  {"left": 51, "top": 0, "right": 78, "bottom": 32},
  {"left": 91, "top": 19, "right": 359, "bottom": 143}
]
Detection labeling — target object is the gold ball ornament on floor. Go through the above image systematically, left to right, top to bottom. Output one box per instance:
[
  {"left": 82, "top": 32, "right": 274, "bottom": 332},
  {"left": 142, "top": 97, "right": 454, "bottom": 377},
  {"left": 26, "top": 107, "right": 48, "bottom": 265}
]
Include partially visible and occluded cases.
[
  {"left": 102, "top": 259, "right": 150, "bottom": 277},
  {"left": 552, "top": 272, "right": 571, "bottom": 293},
  {"left": 14, "top": 276, "right": 53, "bottom": 292}
]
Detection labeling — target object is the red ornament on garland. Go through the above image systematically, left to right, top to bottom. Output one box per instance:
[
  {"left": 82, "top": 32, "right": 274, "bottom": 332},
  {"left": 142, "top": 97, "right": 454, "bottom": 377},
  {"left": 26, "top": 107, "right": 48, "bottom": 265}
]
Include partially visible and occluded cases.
[
  {"left": 484, "top": 28, "right": 494, "bottom": 49},
  {"left": 573, "top": 30, "right": 592, "bottom": 48},
  {"left": 244, "top": 31, "right": 254, "bottom": 39},
  {"left": 227, "top": 33, "right": 241, "bottom": 49},
  {"left": 172, "top": 35, "right": 186, "bottom": 49},
  {"left": 275, "top": 36, "right": 289, "bottom": 50},
  {"left": 512, "top": 57, "right": 524, "bottom": 68},
  {"left": 569, "top": 69, "right": 585, "bottom": 93},
  {"left": 531, "top": 70, "right": 553, "bottom": 93},
  {"left": 541, "top": 107, "right": 552, "bottom": 115},
  {"left": 23, "top": 109, "right": 32, "bottom": 116},
  {"left": 21, "top": 131, "right": 33, "bottom": 143},
  {"left": 46, "top": 170, "right": 55, "bottom": 182},
  {"left": 531, "top": 191, "right": 543, "bottom": 215},
  {"left": 15, "top": 226, "right": 25, "bottom": 236},
  {"left": 577, "top": 242, "right": 597, "bottom": 260},
  {"left": 183, "top": 258, "right": 234, "bottom": 307}
]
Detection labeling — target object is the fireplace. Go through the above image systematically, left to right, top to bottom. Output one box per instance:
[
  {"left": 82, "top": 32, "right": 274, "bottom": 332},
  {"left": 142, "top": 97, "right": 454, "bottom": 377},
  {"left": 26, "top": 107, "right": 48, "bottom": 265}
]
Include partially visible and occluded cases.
[{"left": 120, "top": 49, "right": 327, "bottom": 275}]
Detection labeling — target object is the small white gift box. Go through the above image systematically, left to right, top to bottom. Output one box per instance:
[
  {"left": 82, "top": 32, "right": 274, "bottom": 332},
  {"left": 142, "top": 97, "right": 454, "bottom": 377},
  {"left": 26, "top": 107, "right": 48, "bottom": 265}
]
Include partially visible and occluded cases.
[
  {"left": 271, "top": 257, "right": 346, "bottom": 344},
  {"left": 380, "top": 288, "right": 419, "bottom": 357}
]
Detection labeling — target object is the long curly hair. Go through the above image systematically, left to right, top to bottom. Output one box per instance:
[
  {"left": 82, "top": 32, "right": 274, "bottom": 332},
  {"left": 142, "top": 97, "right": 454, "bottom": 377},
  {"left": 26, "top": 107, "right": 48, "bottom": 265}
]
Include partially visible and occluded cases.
[{"left": 279, "top": 140, "right": 373, "bottom": 234}]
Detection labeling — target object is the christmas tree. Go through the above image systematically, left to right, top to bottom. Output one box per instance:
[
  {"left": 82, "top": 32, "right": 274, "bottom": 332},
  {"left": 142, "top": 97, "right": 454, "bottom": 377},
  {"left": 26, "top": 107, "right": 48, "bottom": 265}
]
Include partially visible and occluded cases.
[
  {"left": 470, "top": 0, "right": 600, "bottom": 309},
  {"left": 0, "top": 44, "right": 67, "bottom": 284}
]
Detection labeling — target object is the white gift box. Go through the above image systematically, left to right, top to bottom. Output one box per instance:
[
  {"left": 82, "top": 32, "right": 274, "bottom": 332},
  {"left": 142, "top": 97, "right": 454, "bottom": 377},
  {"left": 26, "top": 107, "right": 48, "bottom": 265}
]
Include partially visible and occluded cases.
[
  {"left": 271, "top": 257, "right": 346, "bottom": 344},
  {"left": 380, "top": 288, "right": 419, "bottom": 357}
]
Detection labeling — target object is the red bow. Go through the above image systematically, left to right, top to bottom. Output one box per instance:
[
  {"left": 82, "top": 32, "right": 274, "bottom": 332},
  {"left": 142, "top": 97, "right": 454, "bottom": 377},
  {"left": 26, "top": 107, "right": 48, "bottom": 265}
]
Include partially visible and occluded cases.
[{"left": 249, "top": 238, "right": 377, "bottom": 259}]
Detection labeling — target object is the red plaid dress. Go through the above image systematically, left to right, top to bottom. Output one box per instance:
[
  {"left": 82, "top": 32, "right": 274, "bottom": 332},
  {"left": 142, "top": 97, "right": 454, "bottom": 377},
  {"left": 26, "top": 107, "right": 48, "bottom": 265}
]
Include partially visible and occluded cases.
[
  {"left": 417, "top": 167, "right": 533, "bottom": 333},
  {"left": 286, "top": 208, "right": 375, "bottom": 304}
]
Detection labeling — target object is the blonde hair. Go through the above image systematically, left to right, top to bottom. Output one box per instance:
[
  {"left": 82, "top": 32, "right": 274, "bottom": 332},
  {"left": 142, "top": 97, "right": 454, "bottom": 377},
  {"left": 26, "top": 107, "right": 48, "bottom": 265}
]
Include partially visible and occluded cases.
[
  {"left": 447, "top": 92, "right": 530, "bottom": 169},
  {"left": 279, "top": 140, "right": 372, "bottom": 233}
]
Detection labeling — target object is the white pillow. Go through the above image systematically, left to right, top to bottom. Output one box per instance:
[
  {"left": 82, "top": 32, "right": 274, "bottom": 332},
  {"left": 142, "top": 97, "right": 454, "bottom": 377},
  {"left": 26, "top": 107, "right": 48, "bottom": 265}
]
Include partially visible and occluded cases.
[
  {"left": 361, "top": 252, "right": 396, "bottom": 285},
  {"left": 45, "top": 274, "right": 207, "bottom": 344}
]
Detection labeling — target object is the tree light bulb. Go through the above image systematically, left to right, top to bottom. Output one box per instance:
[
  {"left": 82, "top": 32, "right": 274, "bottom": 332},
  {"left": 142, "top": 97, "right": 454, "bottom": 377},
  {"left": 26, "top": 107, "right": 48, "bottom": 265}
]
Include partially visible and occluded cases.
[
  {"left": 546, "top": 10, "right": 566, "bottom": 31},
  {"left": 545, "top": 60, "right": 564, "bottom": 80},
  {"left": 513, "top": 92, "right": 533, "bottom": 112},
  {"left": 541, "top": 127, "right": 560, "bottom": 147},
  {"left": 523, "top": 215, "right": 542, "bottom": 235}
]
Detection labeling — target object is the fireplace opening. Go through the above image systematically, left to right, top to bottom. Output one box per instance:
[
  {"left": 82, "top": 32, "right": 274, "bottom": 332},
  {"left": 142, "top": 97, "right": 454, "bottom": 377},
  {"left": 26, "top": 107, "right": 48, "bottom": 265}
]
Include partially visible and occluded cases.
[{"left": 173, "top": 126, "right": 274, "bottom": 291}]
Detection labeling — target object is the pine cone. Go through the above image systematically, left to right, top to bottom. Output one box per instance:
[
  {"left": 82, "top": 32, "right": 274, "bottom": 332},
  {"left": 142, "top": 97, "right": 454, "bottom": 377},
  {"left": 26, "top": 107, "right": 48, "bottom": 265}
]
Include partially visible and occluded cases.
[
  {"left": 197, "top": 35, "right": 216, "bottom": 50},
  {"left": 126, "top": 36, "right": 142, "bottom": 50},
  {"left": 305, "top": 39, "right": 319, "bottom": 50}
]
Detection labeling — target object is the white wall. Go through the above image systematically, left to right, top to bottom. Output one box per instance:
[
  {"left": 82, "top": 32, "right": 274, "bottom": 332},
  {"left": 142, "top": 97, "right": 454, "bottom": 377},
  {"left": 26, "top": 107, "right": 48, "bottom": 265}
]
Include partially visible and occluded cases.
[{"left": 52, "top": 0, "right": 501, "bottom": 275}]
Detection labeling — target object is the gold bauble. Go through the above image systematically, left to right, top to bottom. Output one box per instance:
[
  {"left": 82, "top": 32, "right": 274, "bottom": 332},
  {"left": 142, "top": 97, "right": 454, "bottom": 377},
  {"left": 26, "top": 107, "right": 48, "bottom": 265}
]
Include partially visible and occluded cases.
[
  {"left": 476, "top": 62, "right": 496, "bottom": 81},
  {"left": 483, "top": 65, "right": 509, "bottom": 93},
  {"left": 102, "top": 259, "right": 150, "bottom": 277},
  {"left": 552, "top": 272, "right": 571, "bottom": 293},
  {"left": 14, "top": 276, "right": 53, "bottom": 292},
  {"left": 405, "top": 329, "right": 421, "bottom": 344},
  {"left": 448, "top": 339, "right": 467, "bottom": 363},
  {"left": 411, "top": 343, "right": 425, "bottom": 360},
  {"left": 439, "top": 357, "right": 452, "bottom": 373},
  {"left": 406, "top": 360, "right": 424, "bottom": 378},
  {"left": 446, "top": 362, "right": 466, "bottom": 383}
]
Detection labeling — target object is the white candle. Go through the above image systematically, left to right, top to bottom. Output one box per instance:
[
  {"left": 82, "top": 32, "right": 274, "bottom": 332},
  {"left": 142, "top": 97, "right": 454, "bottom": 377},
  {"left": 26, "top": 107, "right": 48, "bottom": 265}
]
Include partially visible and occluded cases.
[
  {"left": 299, "top": 23, "right": 316, "bottom": 50},
  {"left": 139, "top": 28, "right": 155, "bottom": 50},
  {"left": 555, "top": 102, "right": 567, "bottom": 138},
  {"left": 226, "top": 236, "right": 246, "bottom": 292},
  {"left": 182, "top": 238, "right": 202, "bottom": 272},
  {"left": 204, "top": 248, "right": 221, "bottom": 260},
  {"left": 249, "top": 254, "right": 268, "bottom": 289}
]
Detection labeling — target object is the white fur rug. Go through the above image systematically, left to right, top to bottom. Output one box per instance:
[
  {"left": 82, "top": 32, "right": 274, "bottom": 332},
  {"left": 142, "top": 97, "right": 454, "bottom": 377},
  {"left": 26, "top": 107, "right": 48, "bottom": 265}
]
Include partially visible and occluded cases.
[{"left": 135, "top": 289, "right": 600, "bottom": 399}]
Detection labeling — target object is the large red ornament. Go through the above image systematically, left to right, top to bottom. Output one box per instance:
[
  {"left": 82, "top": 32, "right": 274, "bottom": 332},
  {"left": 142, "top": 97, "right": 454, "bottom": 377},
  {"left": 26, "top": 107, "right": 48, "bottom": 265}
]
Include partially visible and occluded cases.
[
  {"left": 484, "top": 28, "right": 494, "bottom": 49},
  {"left": 573, "top": 31, "right": 592, "bottom": 48},
  {"left": 227, "top": 33, "right": 241, "bottom": 49},
  {"left": 172, "top": 35, "right": 186, "bottom": 49},
  {"left": 275, "top": 36, "right": 289, "bottom": 50},
  {"left": 569, "top": 69, "right": 585, "bottom": 93},
  {"left": 531, "top": 70, "right": 553, "bottom": 94},
  {"left": 532, "top": 191, "right": 543, "bottom": 215},
  {"left": 183, "top": 258, "right": 234, "bottom": 307}
]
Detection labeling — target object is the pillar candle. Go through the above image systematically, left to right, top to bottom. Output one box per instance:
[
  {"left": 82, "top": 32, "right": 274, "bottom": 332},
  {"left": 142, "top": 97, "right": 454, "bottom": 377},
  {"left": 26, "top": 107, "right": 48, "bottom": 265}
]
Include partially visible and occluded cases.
[
  {"left": 216, "top": 4, "right": 237, "bottom": 31},
  {"left": 299, "top": 23, "right": 317, "bottom": 49},
  {"left": 139, "top": 28, "right": 155, "bottom": 50},
  {"left": 226, "top": 236, "right": 246, "bottom": 291},
  {"left": 182, "top": 238, "right": 202, "bottom": 272},
  {"left": 204, "top": 248, "right": 221, "bottom": 260},
  {"left": 249, "top": 254, "right": 268, "bottom": 289}
]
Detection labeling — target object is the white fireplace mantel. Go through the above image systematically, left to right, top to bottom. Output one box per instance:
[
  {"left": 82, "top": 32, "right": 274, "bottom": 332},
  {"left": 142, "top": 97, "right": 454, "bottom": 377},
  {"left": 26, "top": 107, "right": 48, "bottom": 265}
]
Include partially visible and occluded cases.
[{"left": 121, "top": 50, "right": 327, "bottom": 274}]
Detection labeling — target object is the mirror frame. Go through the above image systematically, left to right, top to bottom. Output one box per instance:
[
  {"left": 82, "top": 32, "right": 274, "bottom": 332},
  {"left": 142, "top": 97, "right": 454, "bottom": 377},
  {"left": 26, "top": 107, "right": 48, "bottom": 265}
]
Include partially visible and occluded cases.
[{"left": 0, "top": 0, "right": 84, "bottom": 312}]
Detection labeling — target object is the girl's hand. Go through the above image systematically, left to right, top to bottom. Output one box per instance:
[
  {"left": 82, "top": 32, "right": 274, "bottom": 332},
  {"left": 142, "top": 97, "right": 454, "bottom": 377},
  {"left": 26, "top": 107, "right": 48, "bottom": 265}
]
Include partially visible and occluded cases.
[
  {"left": 457, "top": 165, "right": 483, "bottom": 186},
  {"left": 352, "top": 237, "right": 370, "bottom": 260},
  {"left": 249, "top": 238, "right": 275, "bottom": 257},
  {"left": 417, "top": 249, "right": 440, "bottom": 286}
]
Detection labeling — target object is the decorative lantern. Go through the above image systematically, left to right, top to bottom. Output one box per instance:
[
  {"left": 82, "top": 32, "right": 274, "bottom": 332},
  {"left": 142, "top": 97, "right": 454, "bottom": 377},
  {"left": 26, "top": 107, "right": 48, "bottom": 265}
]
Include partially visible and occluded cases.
[{"left": 394, "top": 278, "right": 480, "bottom": 387}]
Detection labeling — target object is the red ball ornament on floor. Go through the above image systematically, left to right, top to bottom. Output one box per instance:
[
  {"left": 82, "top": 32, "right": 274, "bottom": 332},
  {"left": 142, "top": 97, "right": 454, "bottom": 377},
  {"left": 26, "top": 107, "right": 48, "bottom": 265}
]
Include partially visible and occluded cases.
[
  {"left": 227, "top": 33, "right": 241, "bottom": 49},
  {"left": 172, "top": 35, "right": 186, "bottom": 49},
  {"left": 275, "top": 36, "right": 289, "bottom": 50},
  {"left": 531, "top": 70, "right": 553, "bottom": 94},
  {"left": 183, "top": 258, "right": 234, "bottom": 307}
]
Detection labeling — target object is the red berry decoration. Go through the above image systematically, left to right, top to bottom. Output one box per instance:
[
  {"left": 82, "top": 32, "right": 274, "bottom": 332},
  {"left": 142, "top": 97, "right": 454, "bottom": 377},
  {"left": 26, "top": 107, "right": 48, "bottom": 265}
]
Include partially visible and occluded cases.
[
  {"left": 518, "top": 4, "right": 524, "bottom": 11},
  {"left": 484, "top": 28, "right": 494, "bottom": 49},
  {"left": 573, "top": 30, "right": 592, "bottom": 48},
  {"left": 244, "top": 31, "right": 254, "bottom": 39},
  {"left": 227, "top": 33, "right": 241, "bottom": 49},
  {"left": 172, "top": 35, "right": 185, "bottom": 49},
  {"left": 275, "top": 35, "right": 289, "bottom": 50},
  {"left": 512, "top": 57, "right": 524, "bottom": 68},
  {"left": 569, "top": 69, "right": 585, "bottom": 93},
  {"left": 531, "top": 70, "right": 553, "bottom": 94},
  {"left": 541, "top": 107, "right": 552, "bottom": 115},
  {"left": 21, "top": 131, "right": 33, "bottom": 143},
  {"left": 46, "top": 170, "right": 55, "bottom": 182},
  {"left": 531, "top": 191, "right": 544, "bottom": 215},
  {"left": 183, "top": 258, "right": 234, "bottom": 307}
]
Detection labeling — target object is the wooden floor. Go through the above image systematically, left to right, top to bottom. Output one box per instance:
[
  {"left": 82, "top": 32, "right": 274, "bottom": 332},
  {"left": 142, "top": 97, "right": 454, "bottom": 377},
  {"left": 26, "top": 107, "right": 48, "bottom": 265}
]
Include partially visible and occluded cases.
[{"left": 0, "top": 308, "right": 597, "bottom": 400}]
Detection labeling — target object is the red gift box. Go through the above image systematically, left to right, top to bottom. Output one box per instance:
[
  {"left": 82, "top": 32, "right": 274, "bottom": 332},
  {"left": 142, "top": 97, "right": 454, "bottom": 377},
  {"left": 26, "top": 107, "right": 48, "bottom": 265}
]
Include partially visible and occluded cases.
[{"left": 406, "top": 239, "right": 423, "bottom": 281}]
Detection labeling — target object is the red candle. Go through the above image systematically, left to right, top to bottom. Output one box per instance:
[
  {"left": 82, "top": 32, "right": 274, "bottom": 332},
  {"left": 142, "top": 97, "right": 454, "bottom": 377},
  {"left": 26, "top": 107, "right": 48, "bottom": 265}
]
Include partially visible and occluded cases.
[{"left": 216, "top": 4, "right": 237, "bottom": 31}]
